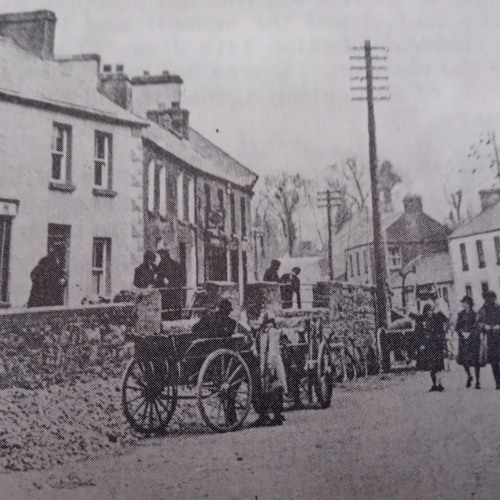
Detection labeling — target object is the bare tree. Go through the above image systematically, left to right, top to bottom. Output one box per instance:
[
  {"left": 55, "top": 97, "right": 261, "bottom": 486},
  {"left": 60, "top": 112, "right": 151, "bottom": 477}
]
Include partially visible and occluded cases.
[
  {"left": 342, "top": 157, "right": 369, "bottom": 212},
  {"left": 259, "top": 173, "right": 310, "bottom": 257},
  {"left": 444, "top": 188, "right": 463, "bottom": 226}
]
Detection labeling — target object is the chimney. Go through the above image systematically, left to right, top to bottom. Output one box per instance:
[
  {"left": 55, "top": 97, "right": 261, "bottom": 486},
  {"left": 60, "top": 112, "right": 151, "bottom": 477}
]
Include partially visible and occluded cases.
[
  {"left": 0, "top": 10, "right": 56, "bottom": 59},
  {"left": 98, "top": 64, "right": 132, "bottom": 111},
  {"left": 147, "top": 107, "right": 190, "bottom": 140},
  {"left": 479, "top": 188, "right": 500, "bottom": 211},
  {"left": 403, "top": 194, "right": 423, "bottom": 213}
]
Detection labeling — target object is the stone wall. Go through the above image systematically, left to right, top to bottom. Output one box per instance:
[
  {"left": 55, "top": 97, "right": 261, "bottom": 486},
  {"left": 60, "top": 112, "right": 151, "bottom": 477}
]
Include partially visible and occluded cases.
[{"left": 0, "top": 303, "right": 136, "bottom": 389}]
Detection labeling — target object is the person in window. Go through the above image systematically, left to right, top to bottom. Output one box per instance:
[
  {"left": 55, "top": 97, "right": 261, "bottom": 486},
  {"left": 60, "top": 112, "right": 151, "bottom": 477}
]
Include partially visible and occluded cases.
[
  {"left": 155, "top": 249, "right": 184, "bottom": 320},
  {"left": 27, "top": 250, "right": 67, "bottom": 308},
  {"left": 133, "top": 251, "right": 157, "bottom": 289},
  {"left": 263, "top": 259, "right": 281, "bottom": 282},
  {"left": 280, "top": 267, "right": 302, "bottom": 310},
  {"left": 477, "top": 290, "right": 500, "bottom": 389},
  {"left": 456, "top": 296, "right": 485, "bottom": 389},
  {"left": 192, "top": 299, "right": 237, "bottom": 338},
  {"left": 414, "top": 303, "right": 448, "bottom": 392}
]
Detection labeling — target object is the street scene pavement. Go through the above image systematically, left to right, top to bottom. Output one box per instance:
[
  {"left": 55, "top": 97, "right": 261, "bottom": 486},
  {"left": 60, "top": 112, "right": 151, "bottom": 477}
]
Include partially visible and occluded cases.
[{"left": 1, "top": 363, "right": 500, "bottom": 500}]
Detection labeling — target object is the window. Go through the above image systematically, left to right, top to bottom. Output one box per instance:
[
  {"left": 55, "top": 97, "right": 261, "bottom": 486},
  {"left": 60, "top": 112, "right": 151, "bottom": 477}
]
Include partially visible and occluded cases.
[
  {"left": 51, "top": 123, "right": 72, "bottom": 183},
  {"left": 94, "top": 132, "right": 112, "bottom": 188},
  {"left": 147, "top": 160, "right": 156, "bottom": 212},
  {"left": 159, "top": 166, "right": 167, "bottom": 216},
  {"left": 177, "top": 173, "right": 184, "bottom": 220},
  {"left": 183, "top": 176, "right": 190, "bottom": 222},
  {"left": 187, "top": 177, "right": 195, "bottom": 224},
  {"left": 204, "top": 184, "right": 211, "bottom": 227},
  {"left": 230, "top": 193, "right": 236, "bottom": 234},
  {"left": 240, "top": 197, "right": 247, "bottom": 237},
  {"left": 0, "top": 217, "right": 12, "bottom": 303},
  {"left": 495, "top": 236, "right": 500, "bottom": 265},
  {"left": 92, "top": 238, "right": 111, "bottom": 296},
  {"left": 476, "top": 240, "right": 486, "bottom": 268},
  {"left": 460, "top": 243, "right": 469, "bottom": 271},
  {"left": 387, "top": 246, "right": 402, "bottom": 270},
  {"left": 363, "top": 249, "right": 369, "bottom": 274},
  {"left": 356, "top": 252, "right": 361, "bottom": 276},
  {"left": 349, "top": 254, "right": 354, "bottom": 278},
  {"left": 481, "top": 281, "right": 489, "bottom": 297},
  {"left": 465, "top": 284, "right": 472, "bottom": 298},
  {"left": 443, "top": 287, "right": 449, "bottom": 304}
]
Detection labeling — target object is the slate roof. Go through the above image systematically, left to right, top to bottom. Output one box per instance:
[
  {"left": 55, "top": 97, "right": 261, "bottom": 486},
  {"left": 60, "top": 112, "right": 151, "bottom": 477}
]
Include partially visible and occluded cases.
[
  {"left": 0, "top": 36, "right": 147, "bottom": 126},
  {"left": 144, "top": 123, "right": 258, "bottom": 190},
  {"left": 189, "top": 128, "right": 258, "bottom": 190},
  {"left": 448, "top": 199, "right": 500, "bottom": 239},
  {"left": 389, "top": 252, "right": 453, "bottom": 288}
]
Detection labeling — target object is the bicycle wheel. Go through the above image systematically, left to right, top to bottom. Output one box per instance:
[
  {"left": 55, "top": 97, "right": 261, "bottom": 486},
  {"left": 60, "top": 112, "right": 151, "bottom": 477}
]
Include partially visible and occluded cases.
[
  {"left": 315, "top": 342, "right": 333, "bottom": 408},
  {"left": 122, "top": 358, "right": 178, "bottom": 434}
]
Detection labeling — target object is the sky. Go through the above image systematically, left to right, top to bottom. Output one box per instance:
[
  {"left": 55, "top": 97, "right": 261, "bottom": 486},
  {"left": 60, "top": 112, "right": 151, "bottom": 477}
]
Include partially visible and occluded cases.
[{"left": 4, "top": 0, "right": 500, "bottom": 237}]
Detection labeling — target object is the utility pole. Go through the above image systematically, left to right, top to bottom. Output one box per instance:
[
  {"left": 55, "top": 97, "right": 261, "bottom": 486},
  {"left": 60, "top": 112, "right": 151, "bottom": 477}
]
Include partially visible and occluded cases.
[
  {"left": 350, "top": 40, "right": 390, "bottom": 328},
  {"left": 318, "top": 189, "right": 341, "bottom": 280}
]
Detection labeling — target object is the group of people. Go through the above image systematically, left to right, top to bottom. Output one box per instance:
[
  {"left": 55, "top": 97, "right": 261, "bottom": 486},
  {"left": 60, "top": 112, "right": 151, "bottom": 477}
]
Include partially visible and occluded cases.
[
  {"left": 134, "top": 249, "right": 185, "bottom": 320},
  {"left": 263, "top": 259, "right": 302, "bottom": 310},
  {"left": 413, "top": 290, "right": 500, "bottom": 392},
  {"left": 192, "top": 298, "right": 287, "bottom": 427}
]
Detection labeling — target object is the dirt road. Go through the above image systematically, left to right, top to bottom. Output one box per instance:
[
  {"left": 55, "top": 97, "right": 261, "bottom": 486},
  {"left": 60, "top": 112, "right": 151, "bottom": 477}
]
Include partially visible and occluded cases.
[{"left": 2, "top": 365, "right": 500, "bottom": 499}]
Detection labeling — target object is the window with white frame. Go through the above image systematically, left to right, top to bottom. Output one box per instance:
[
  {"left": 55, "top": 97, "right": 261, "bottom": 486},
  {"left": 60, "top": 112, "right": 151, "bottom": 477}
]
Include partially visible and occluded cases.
[
  {"left": 51, "top": 123, "right": 72, "bottom": 183},
  {"left": 94, "top": 132, "right": 112, "bottom": 189},
  {"left": 147, "top": 160, "right": 156, "bottom": 212},
  {"left": 159, "top": 165, "right": 167, "bottom": 217},
  {"left": 177, "top": 172, "right": 184, "bottom": 220},
  {"left": 187, "top": 177, "right": 195, "bottom": 223},
  {"left": 0, "top": 217, "right": 12, "bottom": 303},
  {"left": 92, "top": 237, "right": 111, "bottom": 296},
  {"left": 460, "top": 242, "right": 469, "bottom": 271},
  {"left": 387, "top": 246, "right": 402, "bottom": 270}
]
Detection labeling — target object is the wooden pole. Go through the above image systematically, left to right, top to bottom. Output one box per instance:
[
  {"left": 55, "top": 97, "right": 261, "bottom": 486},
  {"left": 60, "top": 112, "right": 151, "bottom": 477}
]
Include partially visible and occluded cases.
[
  {"left": 365, "top": 39, "right": 388, "bottom": 328},
  {"left": 327, "top": 190, "right": 334, "bottom": 280}
]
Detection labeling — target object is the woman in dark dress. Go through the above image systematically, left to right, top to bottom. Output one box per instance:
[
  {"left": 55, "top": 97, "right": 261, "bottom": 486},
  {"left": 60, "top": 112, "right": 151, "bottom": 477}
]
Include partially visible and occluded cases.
[
  {"left": 456, "top": 296, "right": 485, "bottom": 389},
  {"left": 416, "top": 303, "right": 449, "bottom": 392}
]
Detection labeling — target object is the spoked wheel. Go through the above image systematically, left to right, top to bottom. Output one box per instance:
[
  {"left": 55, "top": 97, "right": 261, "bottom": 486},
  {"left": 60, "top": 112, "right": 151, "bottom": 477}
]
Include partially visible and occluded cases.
[
  {"left": 315, "top": 342, "right": 333, "bottom": 408},
  {"left": 355, "top": 346, "right": 368, "bottom": 378},
  {"left": 329, "top": 348, "right": 344, "bottom": 385},
  {"left": 197, "top": 349, "right": 252, "bottom": 433},
  {"left": 344, "top": 351, "right": 358, "bottom": 381},
  {"left": 122, "top": 358, "right": 178, "bottom": 434}
]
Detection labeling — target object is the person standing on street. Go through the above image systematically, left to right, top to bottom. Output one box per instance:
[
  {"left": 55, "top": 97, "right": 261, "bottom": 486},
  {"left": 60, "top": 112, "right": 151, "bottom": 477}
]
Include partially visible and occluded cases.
[
  {"left": 156, "top": 249, "right": 184, "bottom": 320},
  {"left": 133, "top": 251, "right": 157, "bottom": 289},
  {"left": 263, "top": 259, "right": 281, "bottom": 282},
  {"left": 280, "top": 267, "right": 302, "bottom": 309},
  {"left": 477, "top": 290, "right": 500, "bottom": 390},
  {"left": 456, "top": 296, "right": 485, "bottom": 389},
  {"left": 416, "top": 303, "right": 449, "bottom": 392}
]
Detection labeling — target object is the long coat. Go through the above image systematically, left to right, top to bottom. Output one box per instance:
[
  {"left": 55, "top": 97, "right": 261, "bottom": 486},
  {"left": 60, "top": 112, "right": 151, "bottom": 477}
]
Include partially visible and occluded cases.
[
  {"left": 27, "top": 256, "right": 67, "bottom": 307},
  {"left": 477, "top": 303, "right": 500, "bottom": 364},
  {"left": 456, "top": 309, "right": 486, "bottom": 367},
  {"left": 416, "top": 311, "right": 448, "bottom": 372}
]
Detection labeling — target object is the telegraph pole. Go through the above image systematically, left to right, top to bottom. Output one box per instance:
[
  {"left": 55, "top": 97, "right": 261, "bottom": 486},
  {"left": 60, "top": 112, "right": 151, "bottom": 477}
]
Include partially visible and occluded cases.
[
  {"left": 350, "top": 40, "right": 390, "bottom": 328},
  {"left": 318, "top": 189, "right": 341, "bottom": 280}
]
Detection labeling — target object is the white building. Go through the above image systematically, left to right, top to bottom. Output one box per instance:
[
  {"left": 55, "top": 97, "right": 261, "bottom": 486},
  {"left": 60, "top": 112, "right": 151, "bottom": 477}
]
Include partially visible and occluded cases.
[
  {"left": 0, "top": 11, "right": 147, "bottom": 307},
  {"left": 448, "top": 189, "right": 500, "bottom": 306}
]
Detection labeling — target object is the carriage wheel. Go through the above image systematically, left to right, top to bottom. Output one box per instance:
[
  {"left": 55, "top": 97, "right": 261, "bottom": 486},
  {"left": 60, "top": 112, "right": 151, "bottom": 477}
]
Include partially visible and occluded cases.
[
  {"left": 315, "top": 342, "right": 333, "bottom": 408},
  {"left": 329, "top": 348, "right": 344, "bottom": 385},
  {"left": 197, "top": 349, "right": 252, "bottom": 433},
  {"left": 344, "top": 350, "right": 358, "bottom": 381},
  {"left": 122, "top": 358, "right": 178, "bottom": 434}
]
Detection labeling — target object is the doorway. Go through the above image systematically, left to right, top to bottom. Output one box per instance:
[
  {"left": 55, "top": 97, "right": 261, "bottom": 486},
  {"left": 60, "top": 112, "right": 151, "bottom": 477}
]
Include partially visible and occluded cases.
[{"left": 47, "top": 223, "right": 71, "bottom": 304}]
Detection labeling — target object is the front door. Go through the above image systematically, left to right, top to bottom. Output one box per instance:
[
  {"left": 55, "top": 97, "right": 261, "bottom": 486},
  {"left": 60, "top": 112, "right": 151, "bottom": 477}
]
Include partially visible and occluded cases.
[{"left": 47, "top": 223, "right": 71, "bottom": 304}]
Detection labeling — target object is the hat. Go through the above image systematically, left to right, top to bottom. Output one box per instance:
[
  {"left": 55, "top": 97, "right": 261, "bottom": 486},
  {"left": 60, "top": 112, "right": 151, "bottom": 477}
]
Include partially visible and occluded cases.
[
  {"left": 292, "top": 267, "right": 301, "bottom": 274},
  {"left": 461, "top": 295, "right": 474, "bottom": 307},
  {"left": 219, "top": 298, "right": 233, "bottom": 312},
  {"left": 422, "top": 303, "right": 433, "bottom": 315}
]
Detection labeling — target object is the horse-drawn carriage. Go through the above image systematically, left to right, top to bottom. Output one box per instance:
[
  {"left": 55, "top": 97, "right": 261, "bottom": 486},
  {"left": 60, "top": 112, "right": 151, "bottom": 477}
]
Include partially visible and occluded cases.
[{"left": 121, "top": 313, "right": 335, "bottom": 434}]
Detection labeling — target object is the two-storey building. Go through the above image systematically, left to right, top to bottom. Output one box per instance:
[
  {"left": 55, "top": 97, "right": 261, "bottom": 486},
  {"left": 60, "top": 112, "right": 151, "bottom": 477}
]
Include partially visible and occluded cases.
[
  {"left": 0, "top": 11, "right": 147, "bottom": 307},
  {"left": 99, "top": 68, "right": 258, "bottom": 302},
  {"left": 448, "top": 189, "right": 500, "bottom": 304}
]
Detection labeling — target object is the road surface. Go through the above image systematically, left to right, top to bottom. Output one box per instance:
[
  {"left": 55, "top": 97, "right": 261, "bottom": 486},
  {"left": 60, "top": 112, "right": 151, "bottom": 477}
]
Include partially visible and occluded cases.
[{"left": 1, "top": 364, "right": 500, "bottom": 499}]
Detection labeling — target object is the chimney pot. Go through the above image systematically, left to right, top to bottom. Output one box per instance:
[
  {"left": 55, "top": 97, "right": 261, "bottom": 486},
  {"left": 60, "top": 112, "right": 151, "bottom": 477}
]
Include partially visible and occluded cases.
[
  {"left": 103, "top": 64, "right": 112, "bottom": 72},
  {"left": 116, "top": 64, "right": 124, "bottom": 73},
  {"left": 143, "top": 70, "right": 150, "bottom": 76},
  {"left": 162, "top": 70, "right": 170, "bottom": 76},
  {"left": 479, "top": 188, "right": 500, "bottom": 211},
  {"left": 403, "top": 194, "right": 423, "bottom": 213}
]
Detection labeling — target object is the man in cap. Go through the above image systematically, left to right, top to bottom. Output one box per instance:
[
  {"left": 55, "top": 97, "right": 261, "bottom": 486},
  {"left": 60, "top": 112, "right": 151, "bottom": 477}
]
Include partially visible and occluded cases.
[
  {"left": 133, "top": 251, "right": 157, "bottom": 289},
  {"left": 280, "top": 266, "right": 302, "bottom": 309},
  {"left": 478, "top": 290, "right": 500, "bottom": 389},
  {"left": 192, "top": 299, "right": 237, "bottom": 338}
]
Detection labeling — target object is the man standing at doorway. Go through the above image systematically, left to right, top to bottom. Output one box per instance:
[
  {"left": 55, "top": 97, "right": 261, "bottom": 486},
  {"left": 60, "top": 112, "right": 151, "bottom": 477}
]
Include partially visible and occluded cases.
[{"left": 156, "top": 249, "right": 184, "bottom": 320}]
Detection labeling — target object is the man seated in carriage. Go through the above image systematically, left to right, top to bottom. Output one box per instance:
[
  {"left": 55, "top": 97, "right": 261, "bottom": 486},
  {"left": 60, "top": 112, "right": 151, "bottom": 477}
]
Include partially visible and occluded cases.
[{"left": 192, "top": 298, "right": 237, "bottom": 338}]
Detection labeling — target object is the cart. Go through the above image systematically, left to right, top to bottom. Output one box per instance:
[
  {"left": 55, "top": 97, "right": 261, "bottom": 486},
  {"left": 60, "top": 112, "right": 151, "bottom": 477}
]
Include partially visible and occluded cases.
[
  {"left": 280, "top": 316, "right": 334, "bottom": 409},
  {"left": 121, "top": 332, "right": 254, "bottom": 434}
]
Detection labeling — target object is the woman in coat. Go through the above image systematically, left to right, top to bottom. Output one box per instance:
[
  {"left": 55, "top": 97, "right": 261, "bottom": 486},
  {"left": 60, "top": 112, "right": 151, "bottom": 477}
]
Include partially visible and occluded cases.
[{"left": 456, "top": 296, "right": 485, "bottom": 389}]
